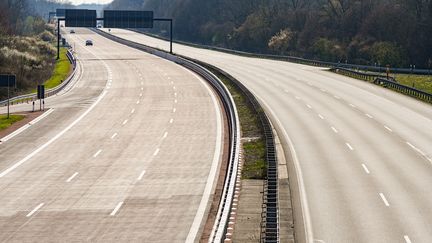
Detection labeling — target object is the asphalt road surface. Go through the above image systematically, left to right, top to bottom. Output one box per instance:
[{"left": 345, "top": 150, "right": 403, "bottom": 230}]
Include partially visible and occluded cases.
[
  {"left": 0, "top": 28, "right": 223, "bottom": 242},
  {"left": 106, "top": 28, "right": 432, "bottom": 243}
]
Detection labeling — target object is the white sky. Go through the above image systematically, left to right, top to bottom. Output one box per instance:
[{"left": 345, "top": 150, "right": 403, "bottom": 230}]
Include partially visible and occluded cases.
[{"left": 68, "top": 0, "right": 113, "bottom": 5}]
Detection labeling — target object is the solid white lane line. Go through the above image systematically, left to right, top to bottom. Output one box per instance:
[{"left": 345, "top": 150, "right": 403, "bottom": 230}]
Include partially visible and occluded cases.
[
  {"left": 334, "top": 95, "right": 340, "bottom": 99},
  {"left": 136, "top": 100, "right": 140, "bottom": 104},
  {"left": 349, "top": 103, "right": 356, "bottom": 108},
  {"left": 306, "top": 104, "right": 312, "bottom": 109},
  {"left": 173, "top": 108, "right": 176, "bottom": 113},
  {"left": 131, "top": 109, "right": 135, "bottom": 114},
  {"left": 365, "top": 113, "right": 374, "bottom": 118},
  {"left": 318, "top": 114, "right": 324, "bottom": 120},
  {"left": 169, "top": 118, "right": 174, "bottom": 123},
  {"left": 122, "top": 119, "right": 128, "bottom": 125},
  {"left": 384, "top": 125, "right": 393, "bottom": 132},
  {"left": 331, "top": 126, "right": 338, "bottom": 133},
  {"left": 163, "top": 132, "right": 168, "bottom": 139},
  {"left": 111, "top": 133, "right": 118, "bottom": 139},
  {"left": 346, "top": 143, "right": 354, "bottom": 151},
  {"left": 153, "top": 148, "right": 160, "bottom": 156},
  {"left": 93, "top": 149, "right": 102, "bottom": 158},
  {"left": 361, "top": 164, "right": 370, "bottom": 174},
  {"left": 137, "top": 170, "right": 146, "bottom": 180},
  {"left": 66, "top": 172, "right": 79, "bottom": 182},
  {"left": 379, "top": 193, "right": 390, "bottom": 206},
  {"left": 110, "top": 201, "right": 124, "bottom": 216},
  {"left": 27, "top": 203, "right": 44, "bottom": 217},
  {"left": 404, "top": 235, "right": 412, "bottom": 243}
]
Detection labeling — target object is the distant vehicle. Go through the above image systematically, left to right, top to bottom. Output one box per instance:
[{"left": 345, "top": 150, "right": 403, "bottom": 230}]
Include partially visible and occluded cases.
[
  {"left": 97, "top": 24, "right": 102, "bottom": 28},
  {"left": 70, "top": 29, "right": 75, "bottom": 34},
  {"left": 85, "top": 40, "right": 93, "bottom": 46}
]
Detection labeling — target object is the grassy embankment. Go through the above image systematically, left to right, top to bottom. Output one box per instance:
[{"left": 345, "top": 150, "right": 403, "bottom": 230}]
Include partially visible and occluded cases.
[
  {"left": 43, "top": 47, "right": 72, "bottom": 89},
  {"left": 212, "top": 71, "right": 266, "bottom": 179},
  {"left": 393, "top": 74, "right": 432, "bottom": 94},
  {"left": 0, "top": 114, "right": 25, "bottom": 131}
]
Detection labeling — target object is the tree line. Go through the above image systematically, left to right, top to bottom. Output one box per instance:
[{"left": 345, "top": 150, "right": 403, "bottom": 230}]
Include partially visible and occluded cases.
[{"left": 107, "top": 0, "right": 432, "bottom": 68}]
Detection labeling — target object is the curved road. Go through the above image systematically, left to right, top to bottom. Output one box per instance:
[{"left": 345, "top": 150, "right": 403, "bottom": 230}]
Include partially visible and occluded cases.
[
  {"left": 0, "top": 28, "right": 223, "bottom": 242},
  {"left": 106, "top": 29, "right": 432, "bottom": 243}
]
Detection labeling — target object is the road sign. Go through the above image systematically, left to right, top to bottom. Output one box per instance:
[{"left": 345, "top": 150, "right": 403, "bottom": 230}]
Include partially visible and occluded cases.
[
  {"left": 56, "top": 8, "right": 66, "bottom": 17},
  {"left": 65, "top": 9, "right": 96, "bottom": 27},
  {"left": 104, "top": 10, "right": 153, "bottom": 28},
  {"left": 0, "top": 75, "right": 16, "bottom": 87},
  {"left": 37, "top": 85, "right": 45, "bottom": 99}
]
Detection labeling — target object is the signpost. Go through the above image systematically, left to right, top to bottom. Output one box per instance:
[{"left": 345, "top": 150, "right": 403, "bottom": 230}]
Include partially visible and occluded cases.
[
  {"left": 55, "top": 9, "right": 173, "bottom": 59},
  {"left": 104, "top": 10, "right": 153, "bottom": 28},
  {"left": 0, "top": 74, "right": 16, "bottom": 119},
  {"left": 37, "top": 85, "right": 45, "bottom": 111}
]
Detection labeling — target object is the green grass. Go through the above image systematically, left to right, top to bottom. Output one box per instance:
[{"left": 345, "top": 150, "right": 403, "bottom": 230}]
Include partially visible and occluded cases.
[
  {"left": 43, "top": 48, "right": 72, "bottom": 89},
  {"left": 205, "top": 67, "right": 267, "bottom": 179},
  {"left": 393, "top": 74, "right": 432, "bottom": 94},
  {"left": 0, "top": 114, "right": 25, "bottom": 131}
]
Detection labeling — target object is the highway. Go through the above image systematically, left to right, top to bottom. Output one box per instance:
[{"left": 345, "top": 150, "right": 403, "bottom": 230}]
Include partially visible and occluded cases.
[
  {"left": 0, "top": 28, "right": 223, "bottom": 242},
  {"left": 105, "top": 29, "right": 432, "bottom": 243}
]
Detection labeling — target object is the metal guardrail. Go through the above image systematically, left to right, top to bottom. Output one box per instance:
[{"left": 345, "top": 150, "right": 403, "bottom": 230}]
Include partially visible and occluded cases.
[
  {"left": 92, "top": 28, "right": 242, "bottom": 242},
  {"left": 130, "top": 29, "right": 432, "bottom": 75},
  {"left": 0, "top": 49, "right": 77, "bottom": 107},
  {"left": 191, "top": 60, "right": 280, "bottom": 242},
  {"left": 329, "top": 67, "right": 391, "bottom": 81},
  {"left": 330, "top": 67, "right": 432, "bottom": 103},
  {"left": 374, "top": 78, "right": 432, "bottom": 103}
]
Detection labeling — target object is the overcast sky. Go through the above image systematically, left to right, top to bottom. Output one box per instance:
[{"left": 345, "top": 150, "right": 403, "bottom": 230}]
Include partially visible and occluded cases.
[{"left": 69, "top": 0, "right": 113, "bottom": 5}]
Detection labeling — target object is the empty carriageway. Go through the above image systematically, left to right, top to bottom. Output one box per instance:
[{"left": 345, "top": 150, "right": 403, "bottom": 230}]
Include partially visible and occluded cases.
[
  {"left": 0, "top": 28, "right": 223, "bottom": 242},
  {"left": 106, "top": 28, "right": 432, "bottom": 243}
]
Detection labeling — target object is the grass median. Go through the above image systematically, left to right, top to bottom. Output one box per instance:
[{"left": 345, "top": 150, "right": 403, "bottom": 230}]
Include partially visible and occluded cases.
[
  {"left": 43, "top": 47, "right": 72, "bottom": 89},
  {"left": 206, "top": 67, "right": 267, "bottom": 179},
  {"left": 393, "top": 74, "right": 432, "bottom": 94},
  {"left": 0, "top": 114, "right": 25, "bottom": 131}
]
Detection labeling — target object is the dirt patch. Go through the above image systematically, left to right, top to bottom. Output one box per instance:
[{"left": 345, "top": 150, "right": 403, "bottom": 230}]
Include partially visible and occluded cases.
[{"left": 0, "top": 110, "right": 45, "bottom": 139}]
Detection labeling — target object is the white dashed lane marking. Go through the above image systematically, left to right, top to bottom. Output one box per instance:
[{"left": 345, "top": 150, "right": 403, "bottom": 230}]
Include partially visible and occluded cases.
[
  {"left": 66, "top": 172, "right": 79, "bottom": 182},
  {"left": 379, "top": 193, "right": 390, "bottom": 207}
]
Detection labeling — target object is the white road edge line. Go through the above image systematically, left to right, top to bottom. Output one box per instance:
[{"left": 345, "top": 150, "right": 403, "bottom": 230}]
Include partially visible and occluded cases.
[
  {"left": 183, "top": 67, "right": 222, "bottom": 243},
  {"left": 243, "top": 86, "right": 314, "bottom": 242},
  {"left": 0, "top": 91, "right": 107, "bottom": 178},
  {"left": 0, "top": 108, "right": 55, "bottom": 144},
  {"left": 111, "top": 133, "right": 118, "bottom": 139},
  {"left": 346, "top": 143, "right": 354, "bottom": 151},
  {"left": 153, "top": 148, "right": 160, "bottom": 156},
  {"left": 93, "top": 149, "right": 102, "bottom": 158},
  {"left": 361, "top": 164, "right": 370, "bottom": 174},
  {"left": 137, "top": 170, "right": 146, "bottom": 180},
  {"left": 66, "top": 172, "right": 79, "bottom": 182},
  {"left": 379, "top": 193, "right": 390, "bottom": 206},
  {"left": 110, "top": 201, "right": 124, "bottom": 216},
  {"left": 26, "top": 203, "right": 44, "bottom": 217},
  {"left": 404, "top": 235, "right": 412, "bottom": 243}
]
